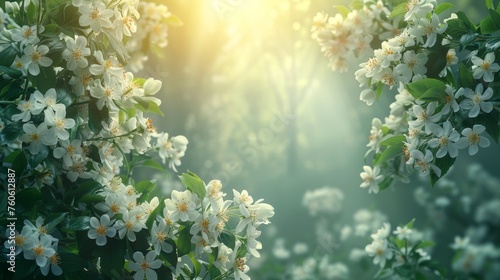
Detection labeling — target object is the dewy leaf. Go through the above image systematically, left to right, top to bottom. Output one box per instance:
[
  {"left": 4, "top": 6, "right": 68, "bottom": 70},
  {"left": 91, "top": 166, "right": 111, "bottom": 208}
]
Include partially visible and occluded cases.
[
  {"left": 389, "top": 3, "right": 407, "bottom": 19},
  {"left": 435, "top": 3, "right": 453, "bottom": 15},
  {"left": 406, "top": 78, "right": 446, "bottom": 99},
  {"left": 374, "top": 142, "right": 404, "bottom": 166},
  {"left": 179, "top": 171, "right": 206, "bottom": 199}
]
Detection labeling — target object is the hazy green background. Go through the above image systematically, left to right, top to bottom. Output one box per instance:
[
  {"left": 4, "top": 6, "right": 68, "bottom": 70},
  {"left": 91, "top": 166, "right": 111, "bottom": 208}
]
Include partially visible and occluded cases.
[{"left": 139, "top": 0, "right": 499, "bottom": 277}]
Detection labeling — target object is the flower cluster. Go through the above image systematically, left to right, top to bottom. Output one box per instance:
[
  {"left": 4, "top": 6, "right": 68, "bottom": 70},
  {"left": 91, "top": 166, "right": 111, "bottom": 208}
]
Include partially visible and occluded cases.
[
  {"left": 0, "top": 0, "right": 273, "bottom": 279},
  {"left": 311, "top": 0, "right": 394, "bottom": 72},
  {"left": 345, "top": 0, "right": 500, "bottom": 192},
  {"left": 413, "top": 164, "right": 500, "bottom": 279},
  {"left": 302, "top": 186, "right": 344, "bottom": 216},
  {"left": 4, "top": 217, "right": 62, "bottom": 277},
  {"left": 364, "top": 220, "right": 437, "bottom": 278}
]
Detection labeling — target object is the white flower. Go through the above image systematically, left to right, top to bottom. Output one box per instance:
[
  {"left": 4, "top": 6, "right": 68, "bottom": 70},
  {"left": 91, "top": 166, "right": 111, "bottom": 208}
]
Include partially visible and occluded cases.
[
  {"left": 405, "top": 0, "right": 436, "bottom": 22},
  {"left": 78, "top": 1, "right": 113, "bottom": 33},
  {"left": 113, "top": 6, "right": 138, "bottom": 40},
  {"left": 419, "top": 13, "right": 447, "bottom": 48},
  {"left": 11, "top": 25, "right": 41, "bottom": 45},
  {"left": 62, "top": 36, "right": 91, "bottom": 71},
  {"left": 23, "top": 44, "right": 53, "bottom": 76},
  {"left": 395, "top": 50, "right": 428, "bottom": 79},
  {"left": 89, "top": 51, "right": 123, "bottom": 81},
  {"left": 472, "top": 52, "right": 500, "bottom": 82},
  {"left": 11, "top": 55, "right": 29, "bottom": 75},
  {"left": 89, "top": 78, "right": 121, "bottom": 111},
  {"left": 459, "top": 84, "right": 493, "bottom": 118},
  {"left": 441, "top": 85, "right": 460, "bottom": 114},
  {"left": 32, "top": 88, "right": 65, "bottom": 113},
  {"left": 360, "top": 88, "right": 376, "bottom": 106},
  {"left": 11, "top": 94, "right": 44, "bottom": 122},
  {"left": 408, "top": 102, "right": 441, "bottom": 134},
  {"left": 44, "top": 107, "right": 75, "bottom": 141},
  {"left": 367, "top": 118, "right": 384, "bottom": 153},
  {"left": 428, "top": 121, "right": 460, "bottom": 158},
  {"left": 19, "top": 123, "right": 56, "bottom": 154},
  {"left": 456, "top": 125, "right": 490, "bottom": 156},
  {"left": 53, "top": 139, "right": 82, "bottom": 167},
  {"left": 407, "top": 149, "right": 441, "bottom": 177},
  {"left": 360, "top": 165, "right": 384, "bottom": 194},
  {"left": 165, "top": 190, "right": 199, "bottom": 222},
  {"left": 235, "top": 199, "right": 274, "bottom": 234},
  {"left": 115, "top": 210, "right": 146, "bottom": 242},
  {"left": 87, "top": 214, "right": 116, "bottom": 246},
  {"left": 151, "top": 219, "right": 173, "bottom": 254},
  {"left": 371, "top": 222, "right": 391, "bottom": 240},
  {"left": 246, "top": 226, "right": 263, "bottom": 258},
  {"left": 393, "top": 226, "right": 413, "bottom": 240},
  {"left": 23, "top": 235, "right": 56, "bottom": 267},
  {"left": 450, "top": 236, "right": 470, "bottom": 250},
  {"left": 365, "top": 239, "right": 393, "bottom": 268},
  {"left": 231, "top": 241, "right": 250, "bottom": 280},
  {"left": 40, "top": 243, "right": 62, "bottom": 276},
  {"left": 214, "top": 243, "right": 233, "bottom": 272},
  {"left": 129, "top": 251, "right": 162, "bottom": 280}
]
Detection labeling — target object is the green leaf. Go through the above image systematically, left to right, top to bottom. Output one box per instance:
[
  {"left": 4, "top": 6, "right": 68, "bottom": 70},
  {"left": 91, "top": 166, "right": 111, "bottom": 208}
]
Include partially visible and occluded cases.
[
  {"left": 349, "top": 0, "right": 363, "bottom": 10},
  {"left": 486, "top": 0, "right": 494, "bottom": 10},
  {"left": 26, "top": 1, "right": 37, "bottom": 24},
  {"left": 389, "top": 3, "right": 407, "bottom": 19},
  {"left": 435, "top": 3, "right": 453, "bottom": 15},
  {"left": 334, "top": 5, "right": 350, "bottom": 17},
  {"left": 488, "top": 9, "right": 500, "bottom": 29},
  {"left": 456, "top": 11, "right": 475, "bottom": 31},
  {"left": 166, "top": 15, "right": 184, "bottom": 26},
  {"left": 480, "top": 16, "right": 498, "bottom": 34},
  {"left": 445, "top": 18, "right": 468, "bottom": 39},
  {"left": 0, "top": 46, "right": 18, "bottom": 67},
  {"left": 458, "top": 63, "right": 475, "bottom": 88},
  {"left": 0, "top": 65, "right": 22, "bottom": 78},
  {"left": 32, "top": 66, "right": 56, "bottom": 93},
  {"left": 406, "top": 78, "right": 446, "bottom": 100},
  {"left": 375, "top": 82, "right": 384, "bottom": 100},
  {"left": 420, "top": 87, "right": 447, "bottom": 102},
  {"left": 134, "top": 98, "right": 164, "bottom": 116},
  {"left": 475, "top": 111, "right": 500, "bottom": 143},
  {"left": 0, "top": 121, "right": 24, "bottom": 145},
  {"left": 380, "top": 135, "right": 405, "bottom": 147},
  {"left": 374, "top": 142, "right": 404, "bottom": 166},
  {"left": 28, "top": 145, "right": 49, "bottom": 168},
  {"left": 12, "top": 150, "right": 28, "bottom": 180},
  {"left": 430, "top": 154, "right": 456, "bottom": 186},
  {"left": 141, "top": 159, "right": 166, "bottom": 172},
  {"left": 179, "top": 171, "right": 206, "bottom": 199},
  {"left": 378, "top": 176, "right": 393, "bottom": 192},
  {"left": 69, "top": 180, "right": 102, "bottom": 202},
  {"left": 135, "top": 180, "right": 157, "bottom": 194},
  {"left": 15, "top": 189, "right": 41, "bottom": 214},
  {"left": 79, "top": 194, "right": 105, "bottom": 203},
  {"left": 146, "top": 199, "right": 165, "bottom": 230},
  {"left": 45, "top": 212, "right": 68, "bottom": 232},
  {"left": 66, "top": 216, "right": 91, "bottom": 231},
  {"left": 404, "top": 218, "right": 415, "bottom": 229},
  {"left": 177, "top": 226, "right": 193, "bottom": 257},
  {"left": 219, "top": 231, "right": 236, "bottom": 249},
  {"left": 100, "top": 238, "right": 126, "bottom": 278},
  {"left": 415, "top": 240, "right": 435, "bottom": 249},
  {"left": 58, "top": 250, "right": 88, "bottom": 273},
  {"left": 189, "top": 253, "right": 202, "bottom": 278}
]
